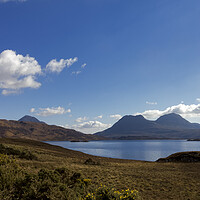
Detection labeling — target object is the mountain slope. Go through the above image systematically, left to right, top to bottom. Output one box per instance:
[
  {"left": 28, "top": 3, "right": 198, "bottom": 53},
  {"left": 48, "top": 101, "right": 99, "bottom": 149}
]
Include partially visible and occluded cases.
[
  {"left": 95, "top": 113, "right": 200, "bottom": 139},
  {"left": 0, "top": 119, "right": 103, "bottom": 141}
]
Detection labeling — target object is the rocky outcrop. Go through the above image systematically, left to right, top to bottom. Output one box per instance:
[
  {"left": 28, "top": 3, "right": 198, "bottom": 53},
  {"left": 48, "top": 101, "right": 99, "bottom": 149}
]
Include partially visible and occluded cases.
[{"left": 157, "top": 152, "right": 200, "bottom": 163}]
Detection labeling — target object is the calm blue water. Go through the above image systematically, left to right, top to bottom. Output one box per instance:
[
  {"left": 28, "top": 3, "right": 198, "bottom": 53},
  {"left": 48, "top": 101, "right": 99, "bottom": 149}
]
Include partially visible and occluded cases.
[{"left": 45, "top": 140, "right": 200, "bottom": 161}]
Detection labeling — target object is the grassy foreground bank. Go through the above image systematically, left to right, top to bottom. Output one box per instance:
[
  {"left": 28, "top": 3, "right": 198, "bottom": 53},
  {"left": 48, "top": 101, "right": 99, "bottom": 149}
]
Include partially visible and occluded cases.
[{"left": 0, "top": 138, "right": 200, "bottom": 200}]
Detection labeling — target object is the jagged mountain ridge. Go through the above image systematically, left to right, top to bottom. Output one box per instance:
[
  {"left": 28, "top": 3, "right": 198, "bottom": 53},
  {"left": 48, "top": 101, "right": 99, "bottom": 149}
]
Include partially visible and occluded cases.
[{"left": 95, "top": 113, "right": 200, "bottom": 139}]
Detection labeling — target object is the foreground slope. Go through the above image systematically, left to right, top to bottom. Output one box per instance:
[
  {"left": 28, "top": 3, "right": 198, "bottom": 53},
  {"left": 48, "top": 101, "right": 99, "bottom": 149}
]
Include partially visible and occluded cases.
[
  {"left": 95, "top": 113, "right": 200, "bottom": 139},
  {"left": 0, "top": 119, "right": 103, "bottom": 141},
  {"left": 0, "top": 138, "right": 200, "bottom": 200}
]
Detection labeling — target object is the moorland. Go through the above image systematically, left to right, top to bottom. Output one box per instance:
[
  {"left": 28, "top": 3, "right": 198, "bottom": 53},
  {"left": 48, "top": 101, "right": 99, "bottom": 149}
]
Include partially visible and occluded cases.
[{"left": 0, "top": 138, "right": 200, "bottom": 200}]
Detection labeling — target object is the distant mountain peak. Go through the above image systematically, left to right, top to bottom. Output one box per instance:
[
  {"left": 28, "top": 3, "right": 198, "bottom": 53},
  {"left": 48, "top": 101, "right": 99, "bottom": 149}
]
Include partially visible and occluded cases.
[
  {"left": 95, "top": 112, "right": 200, "bottom": 139},
  {"left": 155, "top": 113, "right": 192, "bottom": 128},
  {"left": 158, "top": 113, "right": 182, "bottom": 118},
  {"left": 18, "top": 115, "right": 44, "bottom": 124},
  {"left": 118, "top": 115, "right": 148, "bottom": 125},
  {"left": 121, "top": 115, "right": 145, "bottom": 120},
  {"left": 134, "top": 115, "right": 145, "bottom": 119}
]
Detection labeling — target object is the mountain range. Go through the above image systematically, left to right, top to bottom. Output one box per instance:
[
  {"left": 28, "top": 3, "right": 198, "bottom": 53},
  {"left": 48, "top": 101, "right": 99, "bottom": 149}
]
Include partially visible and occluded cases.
[
  {"left": 1, "top": 113, "right": 200, "bottom": 141},
  {"left": 95, "top": 113, "right": 200, "bottom": 139},
  {"left": 0, "top": 116, "right": 103, "bottom": 141}
]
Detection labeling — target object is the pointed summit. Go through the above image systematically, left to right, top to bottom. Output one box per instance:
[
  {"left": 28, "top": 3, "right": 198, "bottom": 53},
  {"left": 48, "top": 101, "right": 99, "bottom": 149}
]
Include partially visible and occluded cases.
[
  {"left": 156, "top": 113, "right": 193, "bottom": 129},
  {"left": 18, "top": 115, "right": 44, "bottom": 124}
]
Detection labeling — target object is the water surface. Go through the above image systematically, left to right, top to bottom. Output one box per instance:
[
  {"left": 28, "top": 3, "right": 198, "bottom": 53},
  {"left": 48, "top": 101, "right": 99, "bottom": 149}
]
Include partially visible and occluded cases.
[{"left": 46, "top": 140, "right": 200, "bottom": 161}]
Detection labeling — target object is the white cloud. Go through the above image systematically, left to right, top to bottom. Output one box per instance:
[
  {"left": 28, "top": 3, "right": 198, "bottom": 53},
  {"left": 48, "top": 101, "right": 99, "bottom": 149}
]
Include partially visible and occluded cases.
[
  {"left": 0, "top": 0, "right": 26, "bottom": 3},
  {"left": 0, "top": 50, "right": 41, "bottom": 95},
  {"left": 46, "top": 57, "right": 78, "bottom": 73},
  {"left": 81, "top": 63, "right": 87, "bottom": 68},
  {"left": 72, "top": 71, "right": 81, "bottom": 75},
  {"left": 2, "top": 89, "right": 21, "bottom": 95},
  {"left": 196, "top": 98, "right": 200, "bottom": 102},
  {"left": 146, "top": 101, "right": 157, "bottom": 105},
  {"left": 135, "top": 103, "right": 200, "bottom": 119},
  {"left": 31, "top": 106, "right": 71, "bottom": 117},
  {"left": 30, "top": 108, "right": 35, "bottom": 113},
  {"left": 110, "top": 114, "right": 122, "bottom": 120},
  {"left": 95, "top": 115, "right": 103, "bottom": 119},
  {"left": 75, "top": 116, "right": 88, "bottom": 123},
  {"left": 62, "top": 120, "right": 111, "bottom": 134},
  {"left": 73, "top": 120, "right": 110, "bottom": 129},
  {"left": 62, "top": 124, "right": 70, "bottom": 129}
]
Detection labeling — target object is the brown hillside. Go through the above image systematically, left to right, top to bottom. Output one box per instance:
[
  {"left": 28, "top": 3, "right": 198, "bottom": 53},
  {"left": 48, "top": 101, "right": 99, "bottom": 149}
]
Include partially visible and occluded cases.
[
  {"left": 0, "top": 119, "right": 103, "bottom": 141},
  {"left": 0, "top": 138, "right": 200, "bottom": 200}
]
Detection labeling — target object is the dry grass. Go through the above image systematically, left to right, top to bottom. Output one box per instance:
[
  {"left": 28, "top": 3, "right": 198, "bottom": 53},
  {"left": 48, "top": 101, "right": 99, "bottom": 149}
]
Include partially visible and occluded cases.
[{"left": 1, "top": 138, "right": 200, "bottom": 200}]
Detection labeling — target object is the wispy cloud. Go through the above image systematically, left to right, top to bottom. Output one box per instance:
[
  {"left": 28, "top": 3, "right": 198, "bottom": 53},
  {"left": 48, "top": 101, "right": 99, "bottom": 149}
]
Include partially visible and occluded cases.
[
  {"left": 0, "top": 0, "right": 26, "bottom": 3},
  {"left": 0, "top": 50, "right": 41, "bottom": 95},
  {"left": 46, "top": 57, "right": 78, "bottom": 73},
  {"left": 71, "top": 63, "right": 87, "bottom": 75},
  {"left": 81, "top": 63, "right": 87, "bottom": 68},
  {"left": 71, "top": 71, "right": 81, "bottom": 75},
  {"left": 2, "top": 89, "right": 21, "bottom": 96},
  {"left": 196, "top": 98, "right": 200, "bottom": 102},
  {"left": 146, "top": 101, "right": 157, "bottom": 105},
  {"left": 135, "top": 103, "right": 200, "bottom": 119},
  {"left": 30, "top": 106, "right": 71, "bottom": 117},
  {"left": 30, "top": 108, "right": 35, "bottom": 113},
  {"left": 110, "top": 114, "right": 122, "bottom": 120},
  {"left": 95, "top": 115, "right": 103, "bottom": 119},
  {"left": 75, "top": 116, "right": 88, "bottom": 123}
]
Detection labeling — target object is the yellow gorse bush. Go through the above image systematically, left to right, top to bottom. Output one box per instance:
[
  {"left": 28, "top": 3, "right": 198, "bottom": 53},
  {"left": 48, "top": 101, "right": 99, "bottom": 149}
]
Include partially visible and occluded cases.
[
  {"left": 0, "top": 153, "right": 15, "bottom": 165},
  {"left": 83, "top": 184, "right": 139, "bottom": 200}
]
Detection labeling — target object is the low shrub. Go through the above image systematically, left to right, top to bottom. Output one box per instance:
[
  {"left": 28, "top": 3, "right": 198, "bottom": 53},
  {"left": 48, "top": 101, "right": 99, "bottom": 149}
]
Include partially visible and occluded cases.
[
  {"left": 0, "top": 143, "right": 37, "bottom": 160},
  {"left": 0, "top": 151, "right": 140, "bottom": 200},
  {"left": 0, "top": 155, "right": 93, "bottom": 200},
  {"left": 84, "top": 158, "right": 100, "bottom": 165},
  {"left": 84, "top": 185, "right": 140, "bottom": 200}
]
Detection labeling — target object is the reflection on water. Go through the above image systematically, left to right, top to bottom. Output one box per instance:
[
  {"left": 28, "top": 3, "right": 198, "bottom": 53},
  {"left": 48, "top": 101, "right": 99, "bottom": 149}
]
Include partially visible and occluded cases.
[{"left": 46, "top": 140, "right": 200, "bottom": 161}]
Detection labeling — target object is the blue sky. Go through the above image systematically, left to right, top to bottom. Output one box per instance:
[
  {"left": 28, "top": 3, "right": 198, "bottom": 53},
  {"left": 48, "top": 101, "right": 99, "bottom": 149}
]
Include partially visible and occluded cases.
[{"left": 1, "top": 0, "right": 200, "bottom": 133}]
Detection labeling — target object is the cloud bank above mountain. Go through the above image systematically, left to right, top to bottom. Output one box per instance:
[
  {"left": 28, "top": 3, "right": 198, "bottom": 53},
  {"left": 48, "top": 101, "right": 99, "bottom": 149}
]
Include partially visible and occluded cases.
[
  {"left": 135, "top": 103, "right": 200, "bottom": 119},
  {"left": 30, "top": 106, "right": 71, "bottom": 117}
]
